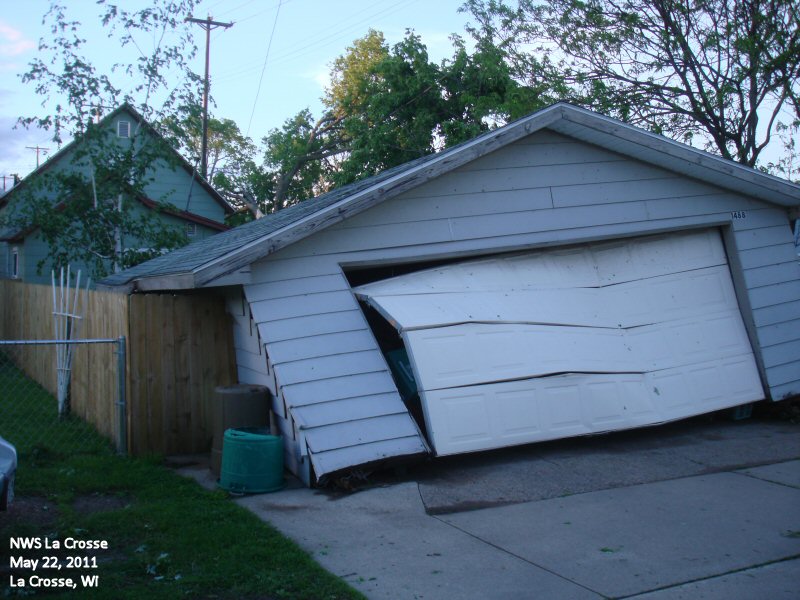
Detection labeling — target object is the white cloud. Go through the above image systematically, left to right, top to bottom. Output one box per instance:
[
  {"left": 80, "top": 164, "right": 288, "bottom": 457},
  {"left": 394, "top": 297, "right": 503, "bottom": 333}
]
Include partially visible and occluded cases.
[{"left": 0, "top": 21, "right": 35, "bottom": 57}]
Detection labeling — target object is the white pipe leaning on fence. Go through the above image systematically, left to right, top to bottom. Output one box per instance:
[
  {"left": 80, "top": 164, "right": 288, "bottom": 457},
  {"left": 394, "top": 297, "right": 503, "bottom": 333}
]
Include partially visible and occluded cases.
[{"left": 51, "top": 267, "right": 91, "bottom": 418}]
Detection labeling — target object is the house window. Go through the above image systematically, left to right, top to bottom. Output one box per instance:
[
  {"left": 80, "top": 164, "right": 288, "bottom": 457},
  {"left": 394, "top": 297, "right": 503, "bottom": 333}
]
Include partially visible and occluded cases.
[
  {"left": 117, "top": 120, "right": 131, "bottom": 138},
  {"left": 186, "top": 222, "right": 197, "bottom": 237},
  {"left": 11, "top": 247, "right": 19, "bottom": 279}
]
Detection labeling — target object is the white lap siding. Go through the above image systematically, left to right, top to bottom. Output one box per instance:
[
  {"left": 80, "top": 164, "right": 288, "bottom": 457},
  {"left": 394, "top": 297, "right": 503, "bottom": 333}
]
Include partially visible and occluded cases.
[{"left": 243, "top": 130, "right": 799, "bottom": 481}]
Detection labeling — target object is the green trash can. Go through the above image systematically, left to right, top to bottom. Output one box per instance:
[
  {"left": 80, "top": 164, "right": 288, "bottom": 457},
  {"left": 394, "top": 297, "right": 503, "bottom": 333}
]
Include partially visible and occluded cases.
[{"left": 219, "top": 428, "right": 284, "bottom": 493}]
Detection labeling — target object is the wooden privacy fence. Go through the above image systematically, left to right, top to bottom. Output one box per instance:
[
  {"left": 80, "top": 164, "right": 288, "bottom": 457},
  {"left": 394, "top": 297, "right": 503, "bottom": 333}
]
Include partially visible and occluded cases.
[{"left": 0, "top": 280, "right": 237, "bottom": 455}]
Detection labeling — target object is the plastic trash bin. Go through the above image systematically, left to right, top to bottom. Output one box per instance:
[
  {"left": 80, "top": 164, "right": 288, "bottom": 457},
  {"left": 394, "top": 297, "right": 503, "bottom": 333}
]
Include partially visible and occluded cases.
[{"left": 218, "top": 427, "right": 284, "bottom": 493}]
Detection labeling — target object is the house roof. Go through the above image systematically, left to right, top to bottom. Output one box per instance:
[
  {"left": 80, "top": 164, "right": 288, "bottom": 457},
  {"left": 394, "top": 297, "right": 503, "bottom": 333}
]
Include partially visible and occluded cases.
[
  {"left": 0, "top": 103, "right": 234, "bottom": 218},
  {"left": 98, "top": 103, "right": 800, "bottom": 292}
]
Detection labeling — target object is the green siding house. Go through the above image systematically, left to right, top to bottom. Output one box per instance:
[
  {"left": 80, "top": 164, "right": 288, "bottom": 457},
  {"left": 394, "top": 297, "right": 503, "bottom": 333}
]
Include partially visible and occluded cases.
[{"left": 0, "top": 104, "right": 232, "bottom": 284}]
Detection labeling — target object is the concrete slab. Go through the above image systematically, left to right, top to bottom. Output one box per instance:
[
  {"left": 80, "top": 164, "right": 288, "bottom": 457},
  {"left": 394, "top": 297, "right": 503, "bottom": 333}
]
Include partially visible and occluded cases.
[
  {"left": 415, "top": 419, "right": 800, "bottom": 513},
  {"left": 738, "top": 459, "right": 800, "bottom": 489},
  {"left": 440, "top": 470, "right": 800, "bottom": 598},
  {"left": 236, "top": 482, "right": 602, "bottom": 600},
  {"left": 628, "top": 558, "right": 800, "bottom": 599}
]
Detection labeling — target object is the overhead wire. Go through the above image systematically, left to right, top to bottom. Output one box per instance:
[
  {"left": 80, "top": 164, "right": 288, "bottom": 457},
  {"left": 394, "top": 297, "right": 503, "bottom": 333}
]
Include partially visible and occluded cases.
[
  {"left": 212, "top": 0, "right": 421, "bottom": 85},
  {"left": 246, "top": 0, "right": 283, "bottom": 137}
]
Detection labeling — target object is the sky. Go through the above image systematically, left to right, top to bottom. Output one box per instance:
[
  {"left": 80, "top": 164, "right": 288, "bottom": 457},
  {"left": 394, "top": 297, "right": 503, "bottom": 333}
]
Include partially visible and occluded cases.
[{"left": 0, "top": 0, "right": 473, "bottom": 183}]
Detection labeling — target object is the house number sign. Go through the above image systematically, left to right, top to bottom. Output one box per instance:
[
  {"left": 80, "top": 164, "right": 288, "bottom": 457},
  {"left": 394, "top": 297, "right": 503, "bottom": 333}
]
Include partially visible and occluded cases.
[{"left": 731, "top": 211, "right": 747, "bottom": 219}]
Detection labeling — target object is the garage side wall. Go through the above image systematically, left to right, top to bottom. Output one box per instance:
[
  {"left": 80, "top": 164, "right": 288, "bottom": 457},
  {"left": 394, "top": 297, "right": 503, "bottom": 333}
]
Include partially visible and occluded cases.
[{"left": 245, "top": 130, "right": 800, "bottom": 479}]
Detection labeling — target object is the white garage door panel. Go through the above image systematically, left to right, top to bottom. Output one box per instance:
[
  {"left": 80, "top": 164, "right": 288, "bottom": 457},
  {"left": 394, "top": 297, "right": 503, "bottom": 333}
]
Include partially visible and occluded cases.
[
  {"left": 355, "top": 228, "right": 727, "bottom": 298},
  {"left": 354, "top": 229, "right": 764, "bottom": 456},
  {"left": 360, "top": 264, "right": 738, "bottom": 331},
  {"left": 405, "top": 309, "right": 754, "bottom": 391},
  {"left": 424, "top": 355, "right": 763, "bottom": 455}
]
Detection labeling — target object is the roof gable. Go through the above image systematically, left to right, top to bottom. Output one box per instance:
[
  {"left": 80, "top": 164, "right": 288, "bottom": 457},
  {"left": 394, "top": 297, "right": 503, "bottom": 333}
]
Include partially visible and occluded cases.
[
  {"left": 99, "top": 103, "right": 800, "bottom": 291},
  {"left": 1, "top": 104, "right": 232, "bottom": 216}
]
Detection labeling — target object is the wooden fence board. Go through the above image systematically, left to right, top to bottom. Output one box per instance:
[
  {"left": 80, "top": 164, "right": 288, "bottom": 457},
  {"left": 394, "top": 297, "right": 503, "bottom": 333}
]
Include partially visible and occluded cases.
[{"left": 3, "top": 280, "right": 237, "bottom": 457}]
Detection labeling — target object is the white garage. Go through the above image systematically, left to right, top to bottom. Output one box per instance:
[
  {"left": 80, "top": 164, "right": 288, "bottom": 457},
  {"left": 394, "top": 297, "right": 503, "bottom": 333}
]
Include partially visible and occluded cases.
[
  {"left": 103, "top": 103, "right": 800, "bottom": 485},
  {"left": 355, "top": 228, "right": 764, "bottom": 455}
]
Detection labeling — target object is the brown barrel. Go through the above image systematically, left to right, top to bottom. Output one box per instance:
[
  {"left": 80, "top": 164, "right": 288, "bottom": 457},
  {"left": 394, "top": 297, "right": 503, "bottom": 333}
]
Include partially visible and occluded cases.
[{"left": 211, "top": 384, "right": 270, "bottom": 477}]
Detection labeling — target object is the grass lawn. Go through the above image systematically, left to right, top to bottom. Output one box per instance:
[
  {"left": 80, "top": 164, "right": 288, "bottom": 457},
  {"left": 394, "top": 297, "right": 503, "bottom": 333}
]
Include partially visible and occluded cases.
[{"left": 0, "top": 356, "right": 364, "bottom": 600}]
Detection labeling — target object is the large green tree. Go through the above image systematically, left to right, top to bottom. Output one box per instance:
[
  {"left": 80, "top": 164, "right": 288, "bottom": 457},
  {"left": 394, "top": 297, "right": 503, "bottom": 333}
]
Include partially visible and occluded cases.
[
  {"left": 7, "top": 0, "right": 205, "bottom": 278},
  {"left": 463, "top": 0, "right": 800, "bottom": 174},
  {"left": 261, "top": 28, "right": 540, "bottom": 209}
]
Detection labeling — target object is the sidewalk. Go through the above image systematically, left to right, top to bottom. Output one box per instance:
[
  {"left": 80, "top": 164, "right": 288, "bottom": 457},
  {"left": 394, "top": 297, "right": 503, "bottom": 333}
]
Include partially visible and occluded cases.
[{"left": 180, "top": 419, "right": 800, "bottom": 599}]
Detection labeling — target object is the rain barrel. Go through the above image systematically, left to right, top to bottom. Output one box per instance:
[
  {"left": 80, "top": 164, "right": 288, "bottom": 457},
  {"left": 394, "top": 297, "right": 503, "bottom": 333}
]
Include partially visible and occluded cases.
[
  {"left": 211, "top": 384, "right": 270, "bottom": 477},
  {"left": 218, "top": 428, "right": 284, "bottom": 493}
]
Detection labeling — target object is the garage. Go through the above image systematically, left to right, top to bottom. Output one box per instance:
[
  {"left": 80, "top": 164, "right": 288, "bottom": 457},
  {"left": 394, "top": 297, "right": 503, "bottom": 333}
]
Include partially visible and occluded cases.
[
  {"left": 102, "top": 103, "right": 800, "bottom": 485},
  {"left": 355, "top": 228, "right": 764, "bottom": 455}
]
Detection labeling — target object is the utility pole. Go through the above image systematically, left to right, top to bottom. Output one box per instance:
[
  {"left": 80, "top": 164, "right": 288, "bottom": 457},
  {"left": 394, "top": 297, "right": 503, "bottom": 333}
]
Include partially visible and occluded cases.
[
  {"left": 186, "top": 15, "right": 233, "bottom": 180},
  {"left": 26, "top": 145, "right": 49, "bottom": 169},
  {"left": 1, "top": 174, "right": 20, "bottom": 191}
]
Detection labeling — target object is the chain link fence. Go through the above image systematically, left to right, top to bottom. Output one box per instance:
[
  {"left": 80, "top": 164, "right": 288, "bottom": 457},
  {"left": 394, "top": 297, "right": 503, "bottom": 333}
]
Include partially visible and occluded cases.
[{"left": 0, "top": 339, "right": 126, "bottom": 468}]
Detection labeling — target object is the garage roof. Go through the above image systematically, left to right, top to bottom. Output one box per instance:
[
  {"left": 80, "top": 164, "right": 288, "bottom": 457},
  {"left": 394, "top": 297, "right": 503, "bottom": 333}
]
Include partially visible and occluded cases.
[{"left": 99, "top": 103, "right": 800, "bottom": 292}]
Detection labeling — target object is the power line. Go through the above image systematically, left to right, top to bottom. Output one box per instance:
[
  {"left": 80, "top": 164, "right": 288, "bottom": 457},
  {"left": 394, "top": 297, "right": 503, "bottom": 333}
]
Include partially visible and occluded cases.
[
  {"left": 213, "top": 0, "right": 420, "bottom": 85},
  {"left": 246, "top": 0, "right": 283, "bottom": 137},
  {"left": 186, "top": 15, "right": 234, "bottom": 179}
]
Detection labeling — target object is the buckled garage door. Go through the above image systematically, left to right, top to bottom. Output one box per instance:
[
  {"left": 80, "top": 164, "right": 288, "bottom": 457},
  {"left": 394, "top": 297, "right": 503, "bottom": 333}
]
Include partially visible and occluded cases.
[{"left": 355, "top": 229, "right": 764, "bottom": 456}]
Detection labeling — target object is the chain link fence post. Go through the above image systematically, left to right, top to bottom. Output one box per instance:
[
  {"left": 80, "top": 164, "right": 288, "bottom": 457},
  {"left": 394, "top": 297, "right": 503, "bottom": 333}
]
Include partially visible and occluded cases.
[{"left": 116, "top": 336, "right": 127, "bottom": 456}]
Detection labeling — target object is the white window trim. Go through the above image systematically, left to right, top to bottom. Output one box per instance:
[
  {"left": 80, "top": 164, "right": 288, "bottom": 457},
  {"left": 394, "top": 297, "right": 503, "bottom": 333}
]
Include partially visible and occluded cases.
[
  {"left": 117, "top": 120, "right": 131, "bottom": 138},
  {"left": 186, "top": 222, "right": 197, "bottom": 237},
  {"left": 11, "top": 247, "right": 19, "bottom": 279}
]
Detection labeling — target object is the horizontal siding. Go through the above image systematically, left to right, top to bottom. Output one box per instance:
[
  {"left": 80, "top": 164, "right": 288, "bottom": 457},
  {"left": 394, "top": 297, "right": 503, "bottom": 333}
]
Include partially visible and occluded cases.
[
  {"left": 242, "top": 129, "right": 799, "bottom": 479},
  {"left": 457, "top": 137, "right": 627, "bottom": 171},
  {"left": 419, "top": 158, "right": 670, "bottom": 199},
  {"left": 551, "top": 176, "right": 721, "bottom": 208},
  {"left": 734, "top": 225, "right": 796, "bottom": 250},
  {"left": 738, "top": 244, "right": 798, "bottom": 270},
  {"left": 743, "top": 261, "right": 800, "bottom": 289},
  {"left": 246, "top": 272, "right": 350, "bottom": 302},
  {"left": 747, "top": 280, "right": 800, "bottom": 310},
  {"left": 249, "top": 290, "right": 356, "bottom": 322},
  {"left": 752, "top": 300, "right": 800, "bottom": 327},
  {"left": 258, "top": 309, "right": 366, "bottom": 344},
  {"left": 756, "top": 321, "right": 800, "bottom": 347},
  {"left": 268, "top": 329, "right": 376, "bottom": 364},
  {"left": 761, "top": 339, "right": 800, "bottom": 368},
  {"left": 274, "top": 349, "right": 386, "bottom": 386},
  {"left": 765, "top": 361, "right": 800, "bottom": 387},
  {"left": 281, "top": 372, "right": 398, "bottom": 407},
  {"left": 770, "top": 380, "right": 800, "bottom": 400},
  {"left": 292, "top": 393, "right": 408, "bottom": 429},
  {"left": 304, "top": 413, "right": 420, "bottom": 453},
  {"left": 310, "top": 436, "right": 428, "bottom": 477}
]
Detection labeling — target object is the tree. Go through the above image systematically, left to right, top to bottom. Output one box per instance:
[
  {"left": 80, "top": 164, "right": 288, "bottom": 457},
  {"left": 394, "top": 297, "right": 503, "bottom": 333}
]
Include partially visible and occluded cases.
[
  {"left": 8, "top": 0, "right": 204, "bottom": 278},
  {"left": 463, "top": 0, "right": 800, "bottom": 171},
  {"left": 262, "top": 28, "right": 540, "bottom": 207},
  {"left": 161, "top": 104, "right": 261, "bottom": 217}
]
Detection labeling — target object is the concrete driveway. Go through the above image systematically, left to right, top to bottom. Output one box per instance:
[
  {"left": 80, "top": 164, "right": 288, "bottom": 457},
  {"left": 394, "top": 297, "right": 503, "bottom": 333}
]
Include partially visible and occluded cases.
[{"left": 182, "top": 416, "right": 800, "bottom": 599}]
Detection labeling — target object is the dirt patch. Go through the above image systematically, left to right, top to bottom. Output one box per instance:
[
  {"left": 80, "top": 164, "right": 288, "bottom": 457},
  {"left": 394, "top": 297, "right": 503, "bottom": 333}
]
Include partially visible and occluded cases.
[
  {"left": 73, "top": 493, "right": 132, "bottom": 515},
  {"left": 0, "top": 495, "right": 60, "bottom": 541}
]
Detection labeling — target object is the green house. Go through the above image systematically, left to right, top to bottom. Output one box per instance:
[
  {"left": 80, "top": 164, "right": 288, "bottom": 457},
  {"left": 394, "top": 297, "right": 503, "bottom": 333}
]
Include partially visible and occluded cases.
[{"left": 0, "top": 104, "right": 232, "bottom": 285}]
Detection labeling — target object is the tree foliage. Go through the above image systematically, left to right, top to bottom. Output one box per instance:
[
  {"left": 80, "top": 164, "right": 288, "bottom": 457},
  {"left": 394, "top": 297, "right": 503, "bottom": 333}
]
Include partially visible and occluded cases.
[
  {"left": 8, "top": 0, "right": 205, "bottom": 278},
  {"left": 463, "top": 0, "right": 800, "bottom": 171},
  {"left": 261, "top": 28, "right": 542, "bottom": 210}
]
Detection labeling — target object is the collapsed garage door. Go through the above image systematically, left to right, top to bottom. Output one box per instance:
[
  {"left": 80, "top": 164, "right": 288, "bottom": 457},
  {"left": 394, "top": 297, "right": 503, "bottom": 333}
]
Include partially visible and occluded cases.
[{"left": 354, "top": 229, "right": 765, "bottom": 456}]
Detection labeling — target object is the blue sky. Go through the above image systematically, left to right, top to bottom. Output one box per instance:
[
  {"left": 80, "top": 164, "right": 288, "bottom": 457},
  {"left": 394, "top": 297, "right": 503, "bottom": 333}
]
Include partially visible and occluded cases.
[{"left": 0, "top": 0, "right": 472, "bottom": 180}]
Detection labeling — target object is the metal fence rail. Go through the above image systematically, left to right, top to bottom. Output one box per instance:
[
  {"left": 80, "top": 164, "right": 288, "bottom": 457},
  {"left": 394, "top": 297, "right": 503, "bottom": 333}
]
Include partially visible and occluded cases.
[{"left": 0, "top": 338, "right": 126, "bottom": 460}]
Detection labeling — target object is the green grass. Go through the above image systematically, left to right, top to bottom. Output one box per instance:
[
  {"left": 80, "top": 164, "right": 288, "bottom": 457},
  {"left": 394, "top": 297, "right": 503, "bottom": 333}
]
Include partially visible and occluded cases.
[{"left": 0, "top": 356, "right": 364, "bottom": 600}]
